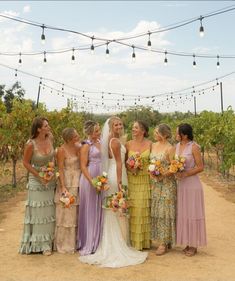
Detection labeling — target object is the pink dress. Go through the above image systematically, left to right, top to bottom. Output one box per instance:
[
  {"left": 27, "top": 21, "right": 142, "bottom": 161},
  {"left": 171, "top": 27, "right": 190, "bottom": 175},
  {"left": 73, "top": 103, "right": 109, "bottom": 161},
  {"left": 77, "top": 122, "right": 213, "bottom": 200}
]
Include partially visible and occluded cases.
[{"left": 176, "top": 141, "right": 207, "bottom": 247}]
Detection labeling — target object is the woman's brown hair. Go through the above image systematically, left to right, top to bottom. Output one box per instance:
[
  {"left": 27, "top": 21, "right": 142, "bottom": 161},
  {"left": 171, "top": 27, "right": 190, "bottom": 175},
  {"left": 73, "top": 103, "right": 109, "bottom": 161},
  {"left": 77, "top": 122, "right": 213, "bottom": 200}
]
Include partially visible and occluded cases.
[{"left": 31, "top": 117, "right": 49, "bottom": 139}]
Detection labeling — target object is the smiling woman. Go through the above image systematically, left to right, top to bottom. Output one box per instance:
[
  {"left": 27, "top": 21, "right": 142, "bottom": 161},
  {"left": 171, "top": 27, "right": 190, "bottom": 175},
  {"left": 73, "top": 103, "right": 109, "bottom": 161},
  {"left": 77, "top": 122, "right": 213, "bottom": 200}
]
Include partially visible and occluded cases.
[
  {"left": 19, "top": 116, "right": 56, "bottom": 256},
  {"left": 126, "top": 120, "right": 152, "bottom": 250}
]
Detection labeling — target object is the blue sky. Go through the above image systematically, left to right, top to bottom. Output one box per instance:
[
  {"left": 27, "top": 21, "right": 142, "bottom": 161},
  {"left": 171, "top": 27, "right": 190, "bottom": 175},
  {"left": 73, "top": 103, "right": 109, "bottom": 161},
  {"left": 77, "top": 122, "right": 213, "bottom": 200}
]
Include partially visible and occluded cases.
[{"left": 0, "top": 1, "right": 235, "bottom": 113}]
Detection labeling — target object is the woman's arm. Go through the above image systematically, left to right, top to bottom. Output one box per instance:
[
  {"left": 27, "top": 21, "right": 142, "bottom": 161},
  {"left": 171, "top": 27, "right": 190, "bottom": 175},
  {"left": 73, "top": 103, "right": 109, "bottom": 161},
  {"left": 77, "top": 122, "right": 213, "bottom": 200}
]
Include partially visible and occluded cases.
[
  {"left": 111, "top": 139, "right": 122, "bottom": 191},
  {"left": 23, "top": 141, "right": 47, "bottom": 185},
  {"left": 23, "top": 142, "right": 38, "bottom": 177},
  {"left": 177, "top": 143, "right": 204, "bottom": 179},
  {"left": 80, "top": 144, "right": 93, "bottom": 185},
  {"left": 57, "top": 147, "right": 69, "bottom": 194}
]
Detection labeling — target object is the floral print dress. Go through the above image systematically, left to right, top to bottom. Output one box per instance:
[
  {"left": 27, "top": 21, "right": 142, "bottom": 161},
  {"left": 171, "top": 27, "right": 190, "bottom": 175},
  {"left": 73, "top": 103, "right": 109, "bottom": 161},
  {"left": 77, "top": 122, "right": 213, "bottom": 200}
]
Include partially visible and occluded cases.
[{"left": 150, "top": 151, "right": 177, "bottom": 246}]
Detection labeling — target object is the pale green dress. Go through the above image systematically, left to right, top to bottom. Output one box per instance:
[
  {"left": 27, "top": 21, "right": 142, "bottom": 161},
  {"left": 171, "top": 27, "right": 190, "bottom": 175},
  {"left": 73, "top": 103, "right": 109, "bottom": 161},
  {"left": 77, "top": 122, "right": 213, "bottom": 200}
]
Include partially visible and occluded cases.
[
  {"left": 19, "top": 140, "right": 56, "bottom": 254},
  {"left": 127, "top": 150, "right": 151, "bottom": 250},
  {"left": 150, "top": 152, "right": 177, "bottom": 246}
]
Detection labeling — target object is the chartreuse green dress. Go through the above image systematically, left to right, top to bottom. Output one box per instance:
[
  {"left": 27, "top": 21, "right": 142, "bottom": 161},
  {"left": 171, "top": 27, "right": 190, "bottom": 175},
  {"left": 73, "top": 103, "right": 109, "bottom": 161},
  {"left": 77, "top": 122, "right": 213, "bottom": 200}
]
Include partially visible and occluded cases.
[
  {"left": 19, "top": 140, "right": 56, "bottom": 254},
  {"left": 127, "top": 149, "right": 151, "bottom": 250}
]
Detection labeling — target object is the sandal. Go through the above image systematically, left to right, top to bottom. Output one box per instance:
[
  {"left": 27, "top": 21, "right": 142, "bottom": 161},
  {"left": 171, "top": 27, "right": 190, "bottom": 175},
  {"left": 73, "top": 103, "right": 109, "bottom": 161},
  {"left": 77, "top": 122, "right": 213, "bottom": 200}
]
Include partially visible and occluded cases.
[
  {"left": 156, "top": 244, "right": 167, "bottom": 256},
  {"left": 183, "top": 246, "right": 189, "bottom": 253},
  {"left": 185, "top": 247, "right": 197, "bottom": 257},
  {"left": 43, "top": 250, "right": 52, "bottom": 256}
]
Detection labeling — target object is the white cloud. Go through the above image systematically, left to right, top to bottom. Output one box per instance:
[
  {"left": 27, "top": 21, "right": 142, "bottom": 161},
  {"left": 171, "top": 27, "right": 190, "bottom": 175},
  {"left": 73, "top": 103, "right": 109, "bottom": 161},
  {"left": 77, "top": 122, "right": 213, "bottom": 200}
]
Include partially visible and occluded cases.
[
  {"left": 23, "top": 5, "right": 31, "bottom": 13},
  {"left": 0, "top": 10, "right": 19, "bottom": 22}
]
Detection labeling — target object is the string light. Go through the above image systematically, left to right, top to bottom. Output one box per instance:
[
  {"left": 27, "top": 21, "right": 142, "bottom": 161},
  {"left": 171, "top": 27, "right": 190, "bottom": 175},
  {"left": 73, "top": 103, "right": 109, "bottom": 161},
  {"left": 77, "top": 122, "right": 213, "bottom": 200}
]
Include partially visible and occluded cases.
[
  {"left": 199, "top": 16, "right": 205, "bottom": 37},
  {"left": 41, "top": 24, "right": 46, "bottom": 45},
  {"left": 147, "top": 32, "right": 152, "bottom": 51},
  {"left": 90, "top": 36, "right": 95, "bottom": 54},
  {"left": 106, "top": 42, "right": 110, "bottom": 58},
  {"left": 132, "top": 45, "right": 136, "bottom": 62},
  {"left": 71, "top": 48, "right": 75, "bottom": 64},
  {"left": 43, "top": 51, "right": 47, "bottom": 63},
  {"left": 164, "top": 51, "right": 168, "bottom": 65},
  {"left": 18, "top": 53, "right": 22, "bottom": 66},
  {"left": 193, "top": 54, "right": 197, "bottom": 68},
  {"left": 217, "top": 55, "right": 220, "bottom": 68}
]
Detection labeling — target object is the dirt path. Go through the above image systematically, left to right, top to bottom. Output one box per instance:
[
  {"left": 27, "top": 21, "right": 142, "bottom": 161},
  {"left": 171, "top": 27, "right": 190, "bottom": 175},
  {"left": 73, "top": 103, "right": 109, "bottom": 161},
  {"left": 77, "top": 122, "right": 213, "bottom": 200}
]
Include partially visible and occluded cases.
[{"left": 0, "top": 178, "right": 235, "bottom": 281}]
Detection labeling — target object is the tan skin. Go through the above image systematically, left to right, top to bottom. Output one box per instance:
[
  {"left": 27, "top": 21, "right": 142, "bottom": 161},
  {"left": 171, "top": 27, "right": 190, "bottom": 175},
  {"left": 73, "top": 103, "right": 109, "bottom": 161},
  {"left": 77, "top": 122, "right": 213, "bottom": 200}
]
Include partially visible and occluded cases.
[
  {"left": 109, "top": 119, "right": 123, "bottom": 191},
  {"left": 23, "top": 120, "right": 53, "bottom": 186},
  {"left": 125, "top": 121, "right": 152, "bottom": 173},
  {"left": 80, "top": 124, "right": 101, "bottom": 185},
  {"left": 174, "top": 127, "right": 204, "bottom": 255},
  {"left": 151, "top": 128, "right": 175, "bottom": 253},
  {"left": 57, "top": 130, "right": 80, "bottom": 195}
]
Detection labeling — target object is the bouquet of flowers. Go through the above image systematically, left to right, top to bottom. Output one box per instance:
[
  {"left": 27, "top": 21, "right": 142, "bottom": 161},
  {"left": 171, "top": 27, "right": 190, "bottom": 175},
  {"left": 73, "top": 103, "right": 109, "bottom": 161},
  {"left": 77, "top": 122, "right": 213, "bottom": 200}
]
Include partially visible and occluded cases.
[
  {"left": 126, "top": 152, "right": 143, "bottom": 174},
  {"left": 168, "top": 155, "right": 186, "bottom": 174},
  {"left": 148, "top": 157, "right": 165, "bottom": 178},
  {"left": 39, "top": 161, "right": 56, "bottom": 181},
  {"left": 92, "top": 172, "right": 110, "bottom": 193},
  {"left": 104, "top": 185, "right": 129, "bottom": 216},
  {"left": 59, "top": 192, "right": 75, "bottom": 208}
]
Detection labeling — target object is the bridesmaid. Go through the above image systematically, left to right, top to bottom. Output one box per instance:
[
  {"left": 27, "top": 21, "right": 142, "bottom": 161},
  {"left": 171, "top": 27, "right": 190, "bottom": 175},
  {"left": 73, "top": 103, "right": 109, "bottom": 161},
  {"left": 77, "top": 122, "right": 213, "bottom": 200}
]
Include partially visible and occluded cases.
[
  {"left": 19, "top": 117, "right": 55, "bottom": 256},
  {"left": 77, "top": 120, "right": 103, "bottom": 255},
  {"left": 126, "top": 120, "right": 152, "bottom": 250},
  {"left": 175, "top": 123, "right": 207, "bottom": 256},
  {"left": 150, "top": 124, "right": 176, "bottom": 255},
  {"left": 54, "top": 128, "right": 80, "bottom": 253}
]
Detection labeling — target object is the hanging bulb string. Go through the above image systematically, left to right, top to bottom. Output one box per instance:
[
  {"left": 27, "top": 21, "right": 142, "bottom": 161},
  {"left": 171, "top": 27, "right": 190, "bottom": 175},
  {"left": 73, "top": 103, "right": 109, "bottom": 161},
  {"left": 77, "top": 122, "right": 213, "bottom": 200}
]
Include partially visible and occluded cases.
[
  {"left": 0, "top": 5, "right": 235, "bottom": 44},
  {"left": 0, "top": 42, "right": 107, "bottom": 56},
  {"left": 0, "top": 60, "right": 233, "bottom": 102},
  {"left": 0, "top": 61, "right": 234, "bottom": 101},
  {"left": 46, "top": 81, "right": 219, "bottom": 109}
]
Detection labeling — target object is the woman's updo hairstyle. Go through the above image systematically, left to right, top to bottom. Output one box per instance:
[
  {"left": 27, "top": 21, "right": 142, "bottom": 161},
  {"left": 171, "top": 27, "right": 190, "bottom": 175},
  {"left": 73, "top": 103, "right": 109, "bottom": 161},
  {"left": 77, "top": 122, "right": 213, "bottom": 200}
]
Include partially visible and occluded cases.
[
  {"left": 83, "top": 120, "right": 98, "bottom": 136},
  {"left": 136, "top": 120, "right": 149, "bottom": 138},
  {"left": 157, "top": 123, "right": 172, "bottom": 139},
  {"left": 178, "top": 123, "right": 194, "bottom": 141},
  {"left": 62, "top": 128, "right": 76, "bottom": 143}
]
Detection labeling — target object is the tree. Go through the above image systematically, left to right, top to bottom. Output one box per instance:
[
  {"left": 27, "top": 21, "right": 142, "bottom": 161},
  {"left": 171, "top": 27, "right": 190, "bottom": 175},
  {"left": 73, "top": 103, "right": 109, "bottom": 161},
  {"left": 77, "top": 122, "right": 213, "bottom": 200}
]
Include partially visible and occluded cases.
[
  {"left": 3, "top": 82, "right": 25, "bottom": 113},
  {"left": 1, "top": 99, "right": 35, "bottom": 186}
]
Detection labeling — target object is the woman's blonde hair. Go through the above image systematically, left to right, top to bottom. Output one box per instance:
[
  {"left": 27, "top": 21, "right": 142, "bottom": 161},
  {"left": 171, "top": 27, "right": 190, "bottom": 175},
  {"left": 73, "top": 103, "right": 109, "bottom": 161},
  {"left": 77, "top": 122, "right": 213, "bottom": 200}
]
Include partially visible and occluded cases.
[
  {"left": 108, "top": 116, "right": 123, "bottom": 136},
  {"left": 83, "top": 120, "right": 98, "bottom": 136},
  {"left": 156, "top": 123, "right": 172, "bottom": 139},
  {"left": 62, "top": 128, "right": 76, "bottom": 143}
]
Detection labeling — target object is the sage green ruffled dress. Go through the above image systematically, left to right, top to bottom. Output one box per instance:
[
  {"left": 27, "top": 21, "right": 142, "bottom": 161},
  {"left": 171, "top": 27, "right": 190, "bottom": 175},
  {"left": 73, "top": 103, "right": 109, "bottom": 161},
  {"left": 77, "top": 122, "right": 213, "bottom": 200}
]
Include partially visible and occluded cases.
[{"left": 19, "top": 140, "right": 56, "bottom": 254}]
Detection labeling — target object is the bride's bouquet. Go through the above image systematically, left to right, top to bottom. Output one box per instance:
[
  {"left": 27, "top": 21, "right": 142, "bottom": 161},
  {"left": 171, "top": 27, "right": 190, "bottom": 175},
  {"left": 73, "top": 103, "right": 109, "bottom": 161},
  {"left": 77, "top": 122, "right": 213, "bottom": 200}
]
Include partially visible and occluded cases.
[
  {"left": 126, "top": 152, "right": 143, "bottom": 175},
  {"left": 168, "top": 155, "right": 186, "bottom": 174},
  {"left": 148, "top": 157, "right": 165, "bottom": 179},
  {"left": 92, "top": 172, "right": 110, "bottom": 193},
  {"left": 103, "top": 185, "right": 129, "bottom": 216},
  {"left": 59, "top": 192, "right": 75, "bottom": 208}
]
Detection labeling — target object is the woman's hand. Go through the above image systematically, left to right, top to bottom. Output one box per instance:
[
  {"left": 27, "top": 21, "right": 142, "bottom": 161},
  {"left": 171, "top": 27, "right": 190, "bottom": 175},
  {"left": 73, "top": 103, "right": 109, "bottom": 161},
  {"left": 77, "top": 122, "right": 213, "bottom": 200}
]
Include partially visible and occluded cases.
[
  {"left": 175, "top": 171, "right": 188, "bottom": 180},
  {"left": 39, "top": 176, "right": 51, "bottom": 186}
]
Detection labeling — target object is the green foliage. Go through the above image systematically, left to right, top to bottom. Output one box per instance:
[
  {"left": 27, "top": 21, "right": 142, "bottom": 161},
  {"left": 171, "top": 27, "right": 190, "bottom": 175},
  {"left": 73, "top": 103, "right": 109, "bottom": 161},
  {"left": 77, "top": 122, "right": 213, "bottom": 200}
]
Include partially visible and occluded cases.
[
  {"left": 1, "top": 82, "right": 25, "bottom": 113},
  {"left": 46, "top": 107, "right": 85, "bottom": 147}
]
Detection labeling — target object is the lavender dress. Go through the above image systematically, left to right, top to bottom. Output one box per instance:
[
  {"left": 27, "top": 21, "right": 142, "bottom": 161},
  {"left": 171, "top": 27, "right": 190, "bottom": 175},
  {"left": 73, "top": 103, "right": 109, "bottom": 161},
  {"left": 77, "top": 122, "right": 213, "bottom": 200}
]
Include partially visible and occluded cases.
[
  {"left": 77, "top": 140, "right": 103, "bottom": 255},
  {"left": 176, "top": 141, "right": 207, "bottom": 247}
]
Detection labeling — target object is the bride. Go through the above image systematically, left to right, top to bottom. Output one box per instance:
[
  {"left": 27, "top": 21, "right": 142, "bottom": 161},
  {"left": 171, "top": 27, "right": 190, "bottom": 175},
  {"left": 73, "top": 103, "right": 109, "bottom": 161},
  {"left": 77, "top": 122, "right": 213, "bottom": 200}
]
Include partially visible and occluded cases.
[{"left": 79, "top": 116, "right": 148, "bottom": 267}]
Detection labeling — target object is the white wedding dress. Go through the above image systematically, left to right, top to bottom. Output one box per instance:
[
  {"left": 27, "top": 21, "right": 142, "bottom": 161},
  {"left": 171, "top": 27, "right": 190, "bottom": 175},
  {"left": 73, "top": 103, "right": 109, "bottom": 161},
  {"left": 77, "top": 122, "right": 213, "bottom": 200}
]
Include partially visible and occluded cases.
[{"left": 79, "top": 139, "right": 148, "bottom": 268}]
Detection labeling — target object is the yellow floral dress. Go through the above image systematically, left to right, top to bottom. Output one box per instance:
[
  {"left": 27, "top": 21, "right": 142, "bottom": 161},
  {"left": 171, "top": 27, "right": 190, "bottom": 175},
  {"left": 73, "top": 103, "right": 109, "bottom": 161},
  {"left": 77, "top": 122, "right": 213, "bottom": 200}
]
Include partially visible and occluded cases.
[
  {"left": 127, "top": 150, "right": 151, "bottom": 250},
  {"left": 150, "top": 152, "right": 177, "bottom": 246}
]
